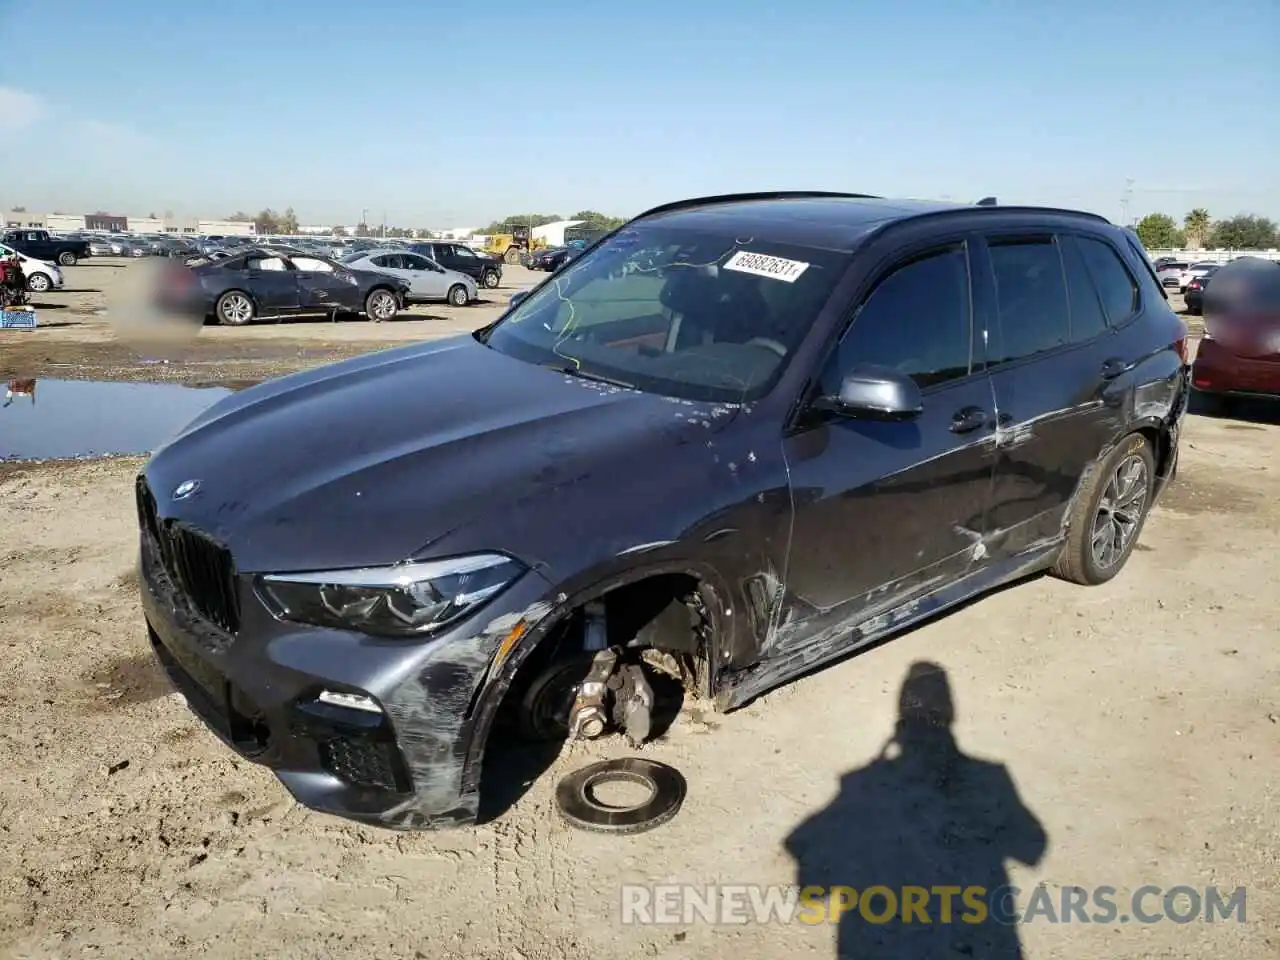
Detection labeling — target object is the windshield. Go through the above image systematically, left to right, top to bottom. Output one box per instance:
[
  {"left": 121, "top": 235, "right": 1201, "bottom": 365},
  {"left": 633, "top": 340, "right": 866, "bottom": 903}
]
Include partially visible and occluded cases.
[{"left": 482, "top": 223, "right": 849, "bottom": 403}]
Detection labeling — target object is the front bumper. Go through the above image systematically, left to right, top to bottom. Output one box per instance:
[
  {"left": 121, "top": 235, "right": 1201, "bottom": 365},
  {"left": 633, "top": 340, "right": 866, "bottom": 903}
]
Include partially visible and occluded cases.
[
  {"left": 1191, "top": 337, "right": 1280, "bottom": 398},
  {"left": 139, "top": 519, "right": 555, "bottom": 829}
]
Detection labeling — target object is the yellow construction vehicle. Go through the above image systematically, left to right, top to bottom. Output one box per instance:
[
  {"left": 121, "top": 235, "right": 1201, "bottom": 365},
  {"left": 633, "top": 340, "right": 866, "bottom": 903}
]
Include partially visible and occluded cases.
[{"left": 482, "top": 224, "right": 546, "bottom": 264}]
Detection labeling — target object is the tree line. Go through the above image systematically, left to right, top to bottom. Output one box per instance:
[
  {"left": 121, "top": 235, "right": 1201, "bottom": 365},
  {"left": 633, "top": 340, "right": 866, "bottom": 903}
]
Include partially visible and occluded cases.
[
  {"left": 231, "top": 208, "right": 627, "bottom": 238},
  {"left": 1134, "top": 209, "right": 1278, "bottom": 251},
  {"left": 479, "top": 210, "right": 626, "bottom": 235}
]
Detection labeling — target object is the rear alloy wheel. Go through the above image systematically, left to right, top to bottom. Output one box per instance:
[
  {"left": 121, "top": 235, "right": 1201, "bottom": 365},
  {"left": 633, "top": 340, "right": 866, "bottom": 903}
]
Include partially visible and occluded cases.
[
  {"left": 57, "top": 251, "right": 77, "bottom": 266},
  {"left": 482, "top": 270, "right": 500, "bottom": 289},
  {"left": 26, "top": 272, "right": 51, "bottom": 293},
  {"left": 448, "top": 284, "right": 470, "bottom": 307},
  {"left": 365, "top": 289, "right": 399, "bottom": 322},
  {"left": 215, "top": 291, "right": 255, "bottom": 326},
  {"left": 1052, "top": 434, "right": 1155, "bottom": 585}
]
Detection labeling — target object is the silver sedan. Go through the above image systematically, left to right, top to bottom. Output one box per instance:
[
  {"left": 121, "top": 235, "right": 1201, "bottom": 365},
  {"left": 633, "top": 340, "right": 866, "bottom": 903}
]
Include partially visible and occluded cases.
[{"left": 342, "top": 249, "right": 477, "bottom": 306}]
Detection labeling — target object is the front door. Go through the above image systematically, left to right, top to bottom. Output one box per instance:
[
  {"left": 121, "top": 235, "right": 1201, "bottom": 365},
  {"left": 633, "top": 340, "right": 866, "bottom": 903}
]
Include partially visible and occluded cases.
[
  {"left": 777, "top": 241, "right": 997, "bottom": 651},
  {"left": 241, "top": 253, "right": 300, "bottom": 314},
  {"left": 400, "top": 253, "right": 450, "bottom": 299},
  {"left": 290, "top": 255, "right": 355, "bottom": 313}
]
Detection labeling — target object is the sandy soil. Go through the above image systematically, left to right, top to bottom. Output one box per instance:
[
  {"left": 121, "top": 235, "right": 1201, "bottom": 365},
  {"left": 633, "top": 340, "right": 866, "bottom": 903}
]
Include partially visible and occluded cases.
[{"left": 0, "top": 261, "right": 1276, "bottom": 960}]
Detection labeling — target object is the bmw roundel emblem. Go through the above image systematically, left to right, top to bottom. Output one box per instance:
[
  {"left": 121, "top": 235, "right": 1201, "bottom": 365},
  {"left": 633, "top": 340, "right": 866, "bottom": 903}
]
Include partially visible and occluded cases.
[{"left": 172, "top": 479, "right": 202, "bottom": 501}]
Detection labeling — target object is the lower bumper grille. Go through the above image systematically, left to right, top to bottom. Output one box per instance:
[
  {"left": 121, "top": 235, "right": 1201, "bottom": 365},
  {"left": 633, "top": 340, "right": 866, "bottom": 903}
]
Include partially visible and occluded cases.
[{"left": 319, "top": 734, "right": 410, "bottom": 793}]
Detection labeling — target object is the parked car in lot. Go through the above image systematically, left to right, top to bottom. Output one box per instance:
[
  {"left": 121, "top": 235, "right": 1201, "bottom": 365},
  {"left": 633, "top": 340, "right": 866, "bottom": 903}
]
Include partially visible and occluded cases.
[
  {"left": 137, "top": 192, "right": 1188, "bottom": 829},
  {"left": 1, "top": 228, "right": 90, "bottom": 266},
  {"left": 408, "top": 240, "right": 503, "bottom": 289},
  {"left": 0, "top": 241, "right": 64, "bottom": 292},
  {"left": 528, "top": 245, "right": 581, "bottom": 272},
  {"left": 161, "top": 248, "right": 409, "bottom": 325},
  {"left": 341, "top": 249, "right": 477, "bottom": 306},
  {"left": 1190, "top": 257, "right": 1280, "bottom": 414},
  {"left": 1156, "top": 260, "right": 1189, "bottom": 290},
  {"left": 1178, "top": 261, "right": 1220, "bottom": 293},
  {"left": 1183, "top": 266, "right": 1218, "bottom": 315}
]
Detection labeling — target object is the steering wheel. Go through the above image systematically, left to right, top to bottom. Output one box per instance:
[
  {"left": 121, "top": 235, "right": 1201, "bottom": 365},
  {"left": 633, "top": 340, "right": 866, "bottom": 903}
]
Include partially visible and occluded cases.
[{"left": 745, "top": 336, "right": 787, "bottom": 357}]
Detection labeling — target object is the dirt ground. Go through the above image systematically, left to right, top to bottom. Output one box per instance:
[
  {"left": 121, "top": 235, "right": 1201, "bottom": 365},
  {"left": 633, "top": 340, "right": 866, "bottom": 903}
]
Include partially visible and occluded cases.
[{"left": 0, "top": 261, "right": 1277, "bottom": 959}]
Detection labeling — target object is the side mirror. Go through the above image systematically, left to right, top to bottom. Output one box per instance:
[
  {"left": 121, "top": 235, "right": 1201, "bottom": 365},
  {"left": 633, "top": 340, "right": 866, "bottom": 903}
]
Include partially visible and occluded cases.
[
  {"left": 508, "top": 290, "right": 530, "bottom": 309},
  {"left": 814, "top": 365, "right": 923, "bottom": 420}
]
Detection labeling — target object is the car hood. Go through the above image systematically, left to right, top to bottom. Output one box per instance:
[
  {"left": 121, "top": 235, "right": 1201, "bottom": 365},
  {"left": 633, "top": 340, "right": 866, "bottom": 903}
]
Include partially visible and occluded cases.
[{"left": 145, "top": 335, "right": 737, "bottom": 572}]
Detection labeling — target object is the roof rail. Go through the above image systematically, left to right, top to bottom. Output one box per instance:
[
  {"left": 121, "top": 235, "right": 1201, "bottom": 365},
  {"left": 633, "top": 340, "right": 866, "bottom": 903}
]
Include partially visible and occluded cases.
[
  {"left": 632, "top": 191, "right": 882, "bottom": 222},
  {"left": 965, "top": 204, "right": 1112, "bottom": 224}
]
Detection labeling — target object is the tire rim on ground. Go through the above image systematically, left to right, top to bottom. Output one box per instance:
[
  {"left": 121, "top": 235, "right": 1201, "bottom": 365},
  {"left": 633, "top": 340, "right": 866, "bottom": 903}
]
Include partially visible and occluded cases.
[{"left": 555, "top": 758, "right": 687, "bottom": 834}]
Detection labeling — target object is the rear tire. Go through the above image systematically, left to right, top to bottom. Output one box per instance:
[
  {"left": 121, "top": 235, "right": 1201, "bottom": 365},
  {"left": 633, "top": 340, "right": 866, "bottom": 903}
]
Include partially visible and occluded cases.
[
  {"left": 57, "top": 251, "right": 77, "bottom": 266},
  {"left": 448, "top": 284, "right": 469, "bottom": 307},
  {"left": 365, "top": 288, "right": 398, "bottom": 322},
  {"left": 215, "top": 290, "right": 255, "bottom": 326},
  {"left": 1051, "top": 434, "right": 1156, "bottom": 586}
]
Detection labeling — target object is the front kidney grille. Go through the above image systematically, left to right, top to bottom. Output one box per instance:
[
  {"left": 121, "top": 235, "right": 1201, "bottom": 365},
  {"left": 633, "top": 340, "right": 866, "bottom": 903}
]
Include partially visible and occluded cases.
[{"left": 137, "top": 476, "right": 241, "bottom": 634}]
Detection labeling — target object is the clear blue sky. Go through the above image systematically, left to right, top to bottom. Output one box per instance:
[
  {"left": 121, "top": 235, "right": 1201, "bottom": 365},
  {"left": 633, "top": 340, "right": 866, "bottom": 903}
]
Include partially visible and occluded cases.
[{"left": 1, "top": 0, "right": 1276, "bottom": 228}]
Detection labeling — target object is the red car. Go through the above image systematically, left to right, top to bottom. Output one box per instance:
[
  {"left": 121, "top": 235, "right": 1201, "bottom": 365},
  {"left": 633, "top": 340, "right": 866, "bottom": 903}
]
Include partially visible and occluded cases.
[{"left": 1191, "top": 258, "right": 1280, "bottom": 414}]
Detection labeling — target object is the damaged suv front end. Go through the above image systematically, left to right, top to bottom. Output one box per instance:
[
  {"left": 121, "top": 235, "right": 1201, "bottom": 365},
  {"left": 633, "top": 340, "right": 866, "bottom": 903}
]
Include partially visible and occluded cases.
[{"left": 137, "top": 484, "right": 557, "bottom": 826}]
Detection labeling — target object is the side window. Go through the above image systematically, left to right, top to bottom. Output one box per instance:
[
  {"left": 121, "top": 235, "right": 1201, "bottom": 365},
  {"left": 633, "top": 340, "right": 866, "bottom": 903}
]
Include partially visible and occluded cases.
[
  {"left": 1059, "top": 236, "right": 1109, "bottom": 341},
  {"left": 1077, "top": 236, "right": 1139, "bottom": 324},
  {"left": 987, "top": 238, "right": 1070, "bottom": 363},
  {"left": 453, "top": 245, "right": 477, "bottom": 259},
  {"left": 823, "top": 245, "right": 972, "bottom": 392},
  {"left": 370, "top": 254, "right": 394, "bottom": 268},
  {"left": 403, "top": 255, "right": 430, "bottom": 270},
  {"left": 247, "top": 256, "right": 287, "bottom": 272},
  {"left": 291, "top": 256, "right": 333, "bottom": 273}
]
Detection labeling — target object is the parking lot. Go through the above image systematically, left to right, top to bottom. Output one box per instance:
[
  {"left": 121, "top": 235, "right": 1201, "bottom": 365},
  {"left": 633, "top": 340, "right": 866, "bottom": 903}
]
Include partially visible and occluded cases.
[{"left": 1, "top": 259, "right": 1278, "bottom": 959}]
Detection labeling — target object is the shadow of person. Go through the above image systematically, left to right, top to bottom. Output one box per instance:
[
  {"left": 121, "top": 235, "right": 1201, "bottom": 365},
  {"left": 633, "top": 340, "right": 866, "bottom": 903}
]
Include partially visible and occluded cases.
[{"left": 785, "top": 661, "right": 1047, "bottom": 959}]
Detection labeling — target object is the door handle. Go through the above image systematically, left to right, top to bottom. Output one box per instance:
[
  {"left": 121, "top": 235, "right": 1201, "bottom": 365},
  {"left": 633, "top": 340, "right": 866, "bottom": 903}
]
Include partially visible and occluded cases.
[
  {"left": 1100, "top": 357, "right": 1129, "bottom": 380},
  {"left": 950, "top": 406, "right": 988, "bottom": 434}
]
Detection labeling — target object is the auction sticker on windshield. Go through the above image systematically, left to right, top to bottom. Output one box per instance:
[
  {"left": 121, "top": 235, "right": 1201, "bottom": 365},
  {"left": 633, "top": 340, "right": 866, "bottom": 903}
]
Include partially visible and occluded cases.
[{"left": 724, "top": 251, "right": 810, "bottom": 283}]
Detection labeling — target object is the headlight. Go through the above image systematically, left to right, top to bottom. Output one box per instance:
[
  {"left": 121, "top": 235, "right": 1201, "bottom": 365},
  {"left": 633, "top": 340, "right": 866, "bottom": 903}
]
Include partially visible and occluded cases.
[{"left": 257, "top": 553, "right": 524, "bottom": 637}]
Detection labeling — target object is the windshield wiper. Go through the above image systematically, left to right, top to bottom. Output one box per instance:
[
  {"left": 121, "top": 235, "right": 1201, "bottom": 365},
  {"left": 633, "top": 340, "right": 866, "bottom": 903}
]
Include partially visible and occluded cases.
[{"left": 546, "top": 363, "right": 634, "bottom": 389}]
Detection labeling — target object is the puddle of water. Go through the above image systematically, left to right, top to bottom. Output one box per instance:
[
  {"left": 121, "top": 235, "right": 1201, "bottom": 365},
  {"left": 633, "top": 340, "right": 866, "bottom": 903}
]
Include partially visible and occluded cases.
[{"left": 1, "top": 378, "right": 230, "bottom": 460}]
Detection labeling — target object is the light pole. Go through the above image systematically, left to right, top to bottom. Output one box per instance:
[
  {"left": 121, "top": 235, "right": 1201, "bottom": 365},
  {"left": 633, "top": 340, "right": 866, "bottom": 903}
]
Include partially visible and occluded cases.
[{"left": 1120, "top": 178, "right": 1134, "bottom": 226}]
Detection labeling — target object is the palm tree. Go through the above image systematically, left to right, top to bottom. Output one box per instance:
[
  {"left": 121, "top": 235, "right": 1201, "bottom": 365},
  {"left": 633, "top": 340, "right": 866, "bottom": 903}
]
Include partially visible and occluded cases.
[{"left": 1184, "top": 209, "right": 1211, "bottom": 249}]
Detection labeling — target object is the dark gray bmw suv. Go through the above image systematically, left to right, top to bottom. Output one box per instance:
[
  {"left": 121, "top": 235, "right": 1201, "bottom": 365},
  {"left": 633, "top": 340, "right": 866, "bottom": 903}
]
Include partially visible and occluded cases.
[{"left": 137, "top": 192, "right": 1189, "bottom": 829}]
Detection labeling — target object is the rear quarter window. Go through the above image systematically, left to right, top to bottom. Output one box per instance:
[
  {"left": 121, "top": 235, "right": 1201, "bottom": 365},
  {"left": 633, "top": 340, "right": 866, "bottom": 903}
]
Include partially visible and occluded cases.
[{"left": 1076, "top": 236, "right": 1139, "bottom": 324}]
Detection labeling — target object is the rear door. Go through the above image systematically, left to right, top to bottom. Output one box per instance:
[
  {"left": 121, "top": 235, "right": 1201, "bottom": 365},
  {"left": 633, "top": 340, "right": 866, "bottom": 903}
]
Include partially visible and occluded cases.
[
  {"left": 972, "top": 232, "right": 1133, "bottom": 557},
  {"left": 777, "top": 238, "right": 999, "bottom": 649},
  {"left": 241, "top": 253, "right": 301, "bottom": 314}
]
